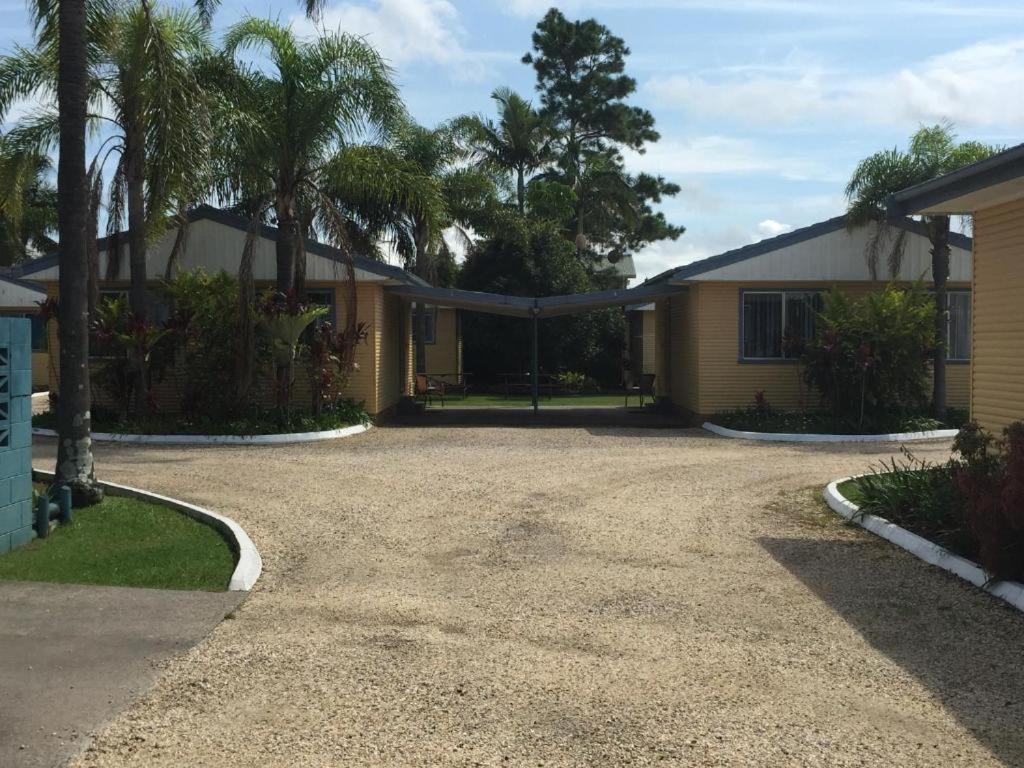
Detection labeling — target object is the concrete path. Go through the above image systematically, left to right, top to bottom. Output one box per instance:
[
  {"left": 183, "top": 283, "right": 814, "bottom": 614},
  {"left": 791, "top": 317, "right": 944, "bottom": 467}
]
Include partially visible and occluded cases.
[
  {"left": 28, "top": 427, "right": 1024, "bottom": 767},
  {"left": 0, "top": 581, "right": 241, "bottom": 768}
]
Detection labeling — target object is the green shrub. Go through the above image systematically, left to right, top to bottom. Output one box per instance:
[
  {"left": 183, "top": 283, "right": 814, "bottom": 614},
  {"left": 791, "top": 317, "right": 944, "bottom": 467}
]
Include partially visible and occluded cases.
[
  {"left": 160, "top": 270, "right": 247, "bottom": 418},
  {"left": 802, "top": 285, "right": 934, "bottom": 428},
  {"left": 849, "top": 421, "right": 1024, "bottom": 582},
  {"left": 853, "top": 448, "right": 966, "bottom": 552}
]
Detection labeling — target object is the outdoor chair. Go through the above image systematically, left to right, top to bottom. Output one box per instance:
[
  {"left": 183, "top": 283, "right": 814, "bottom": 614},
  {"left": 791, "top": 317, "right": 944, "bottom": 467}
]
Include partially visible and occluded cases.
[
  {"left": 625, "top": 372, "right": 656, "bottom": 407},
  {"left": 415, "top": 374, "right": 444, "bottom": 407}
]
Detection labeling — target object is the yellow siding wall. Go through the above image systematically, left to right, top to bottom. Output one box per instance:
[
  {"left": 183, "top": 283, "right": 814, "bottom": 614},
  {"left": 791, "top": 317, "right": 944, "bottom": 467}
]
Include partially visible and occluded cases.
[
  {"left": 971, "top": 200, "right": 1024, "bottom": 434},
  {"left": 43, "top": 280, "right": 404, "bottom": 416},
  {"left": 666, "top": 281, "right": 971, "bottom": 417},
  {"left": 667, "top": 290, "right": 700, "bottom": 414},
  {"left": 374, "top": 291, "right": 412, "bottom": 414},
  {"left": 653, "top": 299, "right": 672, "bottom": 398},
  {"left": 423, "top": 308, "right": 462, "bottom": 377},
  {"left": 640, "top": 311, "right": 656, "bottom": 374},
  {"left": 32, "top": 352, "right": 48, "bottom": 391}
]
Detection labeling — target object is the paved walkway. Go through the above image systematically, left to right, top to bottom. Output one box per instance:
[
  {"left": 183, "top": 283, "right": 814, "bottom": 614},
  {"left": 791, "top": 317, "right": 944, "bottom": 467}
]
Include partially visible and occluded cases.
[
  {"left": 28, "top": 427, "right": 1024, "bottom": 767},
  {"left": 0, "top": 581, "right": 241, "bottom": 768}
]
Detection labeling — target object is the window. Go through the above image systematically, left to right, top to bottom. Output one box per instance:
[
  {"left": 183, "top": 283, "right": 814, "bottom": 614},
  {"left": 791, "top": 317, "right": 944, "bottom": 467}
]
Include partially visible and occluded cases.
[
  {"left": 97, "top": 289, "right": 172, "bottom": 324},
  {"left": 300, "top": 289, "right": 335, "bottom": 343},
  {"left": 741, "top": 289, "right": 822, "bottom": 361},
  {"left": 947, "top": 290, "right": 971, "bottom": 361},
  {"left": 413, "top": 305, "right": 437, "bottom": 345},
  {"left": 0, "top": 312, "right": 47, "bottom": 352}
]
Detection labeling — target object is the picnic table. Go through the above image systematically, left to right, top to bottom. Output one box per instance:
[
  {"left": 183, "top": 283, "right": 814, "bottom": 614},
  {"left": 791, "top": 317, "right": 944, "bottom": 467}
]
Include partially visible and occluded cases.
[
  {"left": 426, "top": 372, "right": 471, "bottom": 399},
  {"left": 499, "top": 372, "right": 555, "bottom": 400}
]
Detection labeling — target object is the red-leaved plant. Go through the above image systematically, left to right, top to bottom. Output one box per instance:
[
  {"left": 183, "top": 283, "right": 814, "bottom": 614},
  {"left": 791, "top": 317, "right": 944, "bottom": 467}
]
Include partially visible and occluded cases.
[{"left": 953, "top": 422, "right": 1024, "bottom": 582}]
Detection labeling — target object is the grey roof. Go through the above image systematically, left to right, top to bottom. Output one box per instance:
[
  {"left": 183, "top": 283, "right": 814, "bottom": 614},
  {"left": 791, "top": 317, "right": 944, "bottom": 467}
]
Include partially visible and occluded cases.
[
  {"left": 887, "top": 142, "right": 1024, "bottom": 216},
  {"left": 12, "top": 205, "right": 428, "bottom": 286},
  {"left": 645, "top": 214, "right": 972, "bottom": 284},
  {"left": 385, "top": 282, "right": 683, "bottom": 319}
]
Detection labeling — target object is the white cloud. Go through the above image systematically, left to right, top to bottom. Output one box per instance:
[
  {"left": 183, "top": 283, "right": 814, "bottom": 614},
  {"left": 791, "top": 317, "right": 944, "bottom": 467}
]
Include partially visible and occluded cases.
[
  {"left": 293, "top": 0, "right": 504, "bottom": 80},
  {"left": 500, "top": 0, "right": 1024, "bottom": 18},
  {"left": 645, "top": 38, "right": 1024, "bottom": 130},
  {"left": 623, "top": 135, "right": 841, "bottom": 182},
  {"left": 756, "top": 219, "right": 792, "bottom": 238}
]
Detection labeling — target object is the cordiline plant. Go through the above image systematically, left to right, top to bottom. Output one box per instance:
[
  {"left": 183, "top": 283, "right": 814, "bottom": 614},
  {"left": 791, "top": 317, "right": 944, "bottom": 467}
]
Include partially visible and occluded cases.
[
  {"left": 256, "top": 290, "right": 327, "bottom": 415},
  {"left": 91, "top": 295, "right": 169, "bottom": 418},
  {"left": 306, "top": 320, "right": 368, "bottom": 416},
  {"left": 953, "top": 422, "right": 1024, "bottom": 582}
]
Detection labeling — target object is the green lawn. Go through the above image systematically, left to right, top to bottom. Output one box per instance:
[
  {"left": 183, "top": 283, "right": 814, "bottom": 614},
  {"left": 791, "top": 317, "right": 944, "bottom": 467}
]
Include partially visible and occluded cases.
[
  {"left": 432, "top": 393, "right": 631, "bottom": 408},
  {"left": 836, "top": 479, "right": 863, "bottom": 504},
  {"left": 0, "top": 488, "right": 236, "bottom": 591}
]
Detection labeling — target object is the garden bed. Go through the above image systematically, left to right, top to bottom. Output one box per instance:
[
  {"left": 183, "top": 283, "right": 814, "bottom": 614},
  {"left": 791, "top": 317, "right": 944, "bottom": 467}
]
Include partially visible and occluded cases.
[
  {"left": 33, "top": 403, "right": 371, "bottom": 445},
  {"left": 706, "top": 408, "right": 966, "bottom": 442},
  {"left": 824, "top": 475, "right": 1024, "bottom": 612},
  {"left": 0, "top": 482, "right": 237, "bottom": 591}
]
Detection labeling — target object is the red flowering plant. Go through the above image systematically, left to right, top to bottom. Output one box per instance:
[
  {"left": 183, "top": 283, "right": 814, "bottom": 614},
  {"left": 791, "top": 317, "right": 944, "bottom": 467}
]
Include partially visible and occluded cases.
[
  {"left": 256, "top": 290, "right": 328, "bottom": 413},
  {"left": 90, "top": 295, "right": 169, "bottom": 417},
  {"left": 306, "top": 319, "right": 369, "bottom": 416}
]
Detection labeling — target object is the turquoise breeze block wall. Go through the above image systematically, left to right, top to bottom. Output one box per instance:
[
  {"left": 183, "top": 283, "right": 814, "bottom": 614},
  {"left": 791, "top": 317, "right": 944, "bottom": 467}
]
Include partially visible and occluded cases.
[{"left": 0, "top": 317, "right": 35, "bottom": 555}]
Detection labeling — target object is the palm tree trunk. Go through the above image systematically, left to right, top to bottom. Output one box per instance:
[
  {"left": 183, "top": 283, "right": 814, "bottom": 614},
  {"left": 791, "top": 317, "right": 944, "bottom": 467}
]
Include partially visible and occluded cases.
[
  {"left": 55, "top": 0, "right": 102, "bottom": 505},
  {"left": 125, "top": 115, "right": 148, "bottom": 418},
  {"left": 517, "top": 166, "right": 526, "bottom": 215},
  {"left": 275, "top": 197, "right": 298, "bottom": 295},
  {"left": 930, "top": 216, "right": 951, "bottom": 421},
  {"left": 413, "top": 218, "right": 430, "bottom": 374},
  {"left": 293, "top": 226, "right": 306, "bottom": 299}
]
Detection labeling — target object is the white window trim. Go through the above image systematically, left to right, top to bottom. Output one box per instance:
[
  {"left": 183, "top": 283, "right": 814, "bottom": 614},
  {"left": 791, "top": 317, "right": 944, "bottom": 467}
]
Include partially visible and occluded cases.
[
  {"left": 740, "top": 289, "right": 820, "bottom": 362},
  {"left": 946, "top": 289, "right": 971, "bottom": 363}
]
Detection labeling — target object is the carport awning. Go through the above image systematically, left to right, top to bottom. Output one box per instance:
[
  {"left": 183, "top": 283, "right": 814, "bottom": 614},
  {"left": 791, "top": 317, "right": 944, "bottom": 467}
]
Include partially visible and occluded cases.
[{"left": 384, "top": 282, "right": 683, "bottom": 318}]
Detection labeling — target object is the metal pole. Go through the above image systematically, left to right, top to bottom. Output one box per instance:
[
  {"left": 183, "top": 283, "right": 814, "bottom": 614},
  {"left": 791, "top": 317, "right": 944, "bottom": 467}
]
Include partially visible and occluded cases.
[{"left": 531, "top": 314, "right": 539, "bottom": 413}]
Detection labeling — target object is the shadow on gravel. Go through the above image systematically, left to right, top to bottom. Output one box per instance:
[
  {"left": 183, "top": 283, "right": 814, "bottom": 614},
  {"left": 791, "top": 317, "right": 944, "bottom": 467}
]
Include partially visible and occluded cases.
[{"left": 760, "top": 535, "right": 1024, "bottom": 766}]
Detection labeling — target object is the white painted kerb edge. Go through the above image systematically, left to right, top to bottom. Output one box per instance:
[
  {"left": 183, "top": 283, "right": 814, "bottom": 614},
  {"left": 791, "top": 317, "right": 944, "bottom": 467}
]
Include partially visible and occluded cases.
[
  {"left": 704, "top": 421, "right": 958, "bottom": 444},
  {"left": 32, "top": 422, "right": 370, "bottom": 446},
  {"left": 33, "top": 467, "right": 262, "bottom": 591},
  {"left": 824, "top": 476, "right": 1024, "bottom": 613}
]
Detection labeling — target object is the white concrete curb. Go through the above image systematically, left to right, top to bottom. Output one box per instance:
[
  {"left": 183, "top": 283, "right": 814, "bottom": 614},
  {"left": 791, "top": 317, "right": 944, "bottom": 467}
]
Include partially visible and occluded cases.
[
  {"left": 704, "top": 421, "right": 958, "bottom": 444},
  {"left": 32, "top": 422, "right": 370, "bottom": 446},
  {"left": 33, "top": 468, "right": 262, "bottom": 591},
  {"left": 824, "top": 475, "right": 1024, "bottom": 613}
]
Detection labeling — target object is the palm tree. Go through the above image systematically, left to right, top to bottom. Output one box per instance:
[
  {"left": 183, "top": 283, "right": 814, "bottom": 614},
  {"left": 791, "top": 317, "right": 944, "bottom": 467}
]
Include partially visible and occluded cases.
[
  {"left": 53, "top": 0, "right": 101, "bottom": 503},
  {"left": 2, "top": 2, "right": 211, "bottom": 417},
  {"left": 211, "top": 18, "right": 402, "bottom": 297},
  {"left": 206, "top": 19, "right": 437, "bottom": 401},
  {"left": 458, "top": 88, "right": 549, "bottom": 214},
  {"left": 382, "top": 121, "right": 500, "bottom": 373},
  {"left": 847, "top": 123, "right": 995, "bottom": 420},
  {"left": 0, "top": 138, "right": 58, "bottom": 265}
]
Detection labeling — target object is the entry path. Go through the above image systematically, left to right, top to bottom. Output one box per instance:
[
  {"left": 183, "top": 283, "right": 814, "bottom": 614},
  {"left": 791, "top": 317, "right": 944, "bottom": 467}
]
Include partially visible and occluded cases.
[
  {"left": 30, "top": 427, "right": 1024, "bottom": 767},
  {"left": 0, "top": 581, "right": 241, "bottom": 768}
]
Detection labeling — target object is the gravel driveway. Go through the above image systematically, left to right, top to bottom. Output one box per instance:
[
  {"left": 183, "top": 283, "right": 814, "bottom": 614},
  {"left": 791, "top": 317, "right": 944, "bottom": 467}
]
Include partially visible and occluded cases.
[{"left": 32, "top": 426, "right": 1024, "bottom": 767}]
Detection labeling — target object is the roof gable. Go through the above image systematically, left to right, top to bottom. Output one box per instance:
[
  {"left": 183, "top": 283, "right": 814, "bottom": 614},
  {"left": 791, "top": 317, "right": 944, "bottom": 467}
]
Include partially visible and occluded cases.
[
  {"left": 14, "top": 205, "right": 426, "bottom": 286},
  {"left": 662, "top": 216, "right": 972, "bottom": 284}
]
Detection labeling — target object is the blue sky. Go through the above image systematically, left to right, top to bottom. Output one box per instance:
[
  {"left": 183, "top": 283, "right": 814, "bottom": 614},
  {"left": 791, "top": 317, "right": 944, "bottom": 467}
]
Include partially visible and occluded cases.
[{"left": 3, "top": 0, "right": 1024, "bottom": 282}]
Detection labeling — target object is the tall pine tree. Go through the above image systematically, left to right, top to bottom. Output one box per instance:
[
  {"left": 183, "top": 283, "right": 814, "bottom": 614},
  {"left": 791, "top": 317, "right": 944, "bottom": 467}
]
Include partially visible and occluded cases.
[{"left": 523, "top": 8, "right": 682, "bottom": 263}]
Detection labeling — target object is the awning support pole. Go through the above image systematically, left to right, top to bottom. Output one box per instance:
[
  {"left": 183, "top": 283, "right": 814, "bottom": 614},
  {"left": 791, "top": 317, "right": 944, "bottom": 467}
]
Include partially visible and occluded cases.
[{"left": 531, "top": 314, "right": 539, "bottom": 413}]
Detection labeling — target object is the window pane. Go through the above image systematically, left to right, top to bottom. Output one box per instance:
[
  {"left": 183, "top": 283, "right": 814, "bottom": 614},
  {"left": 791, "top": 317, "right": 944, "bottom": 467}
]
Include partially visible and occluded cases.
[
  {"left": 783, "top": 291, "right": 821, "bottom": 358},
  {"left": 743, "top": 292, "right": 782, "bottom": 358},
  {"left": 948, "top": 292, "right": 971, "bottom": 361},
  {"left": 423, "top": 308, "right": 436, "bottom": 344},
  {"left": 30, "top": 314, "right": 46, "bottom": 352}
]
